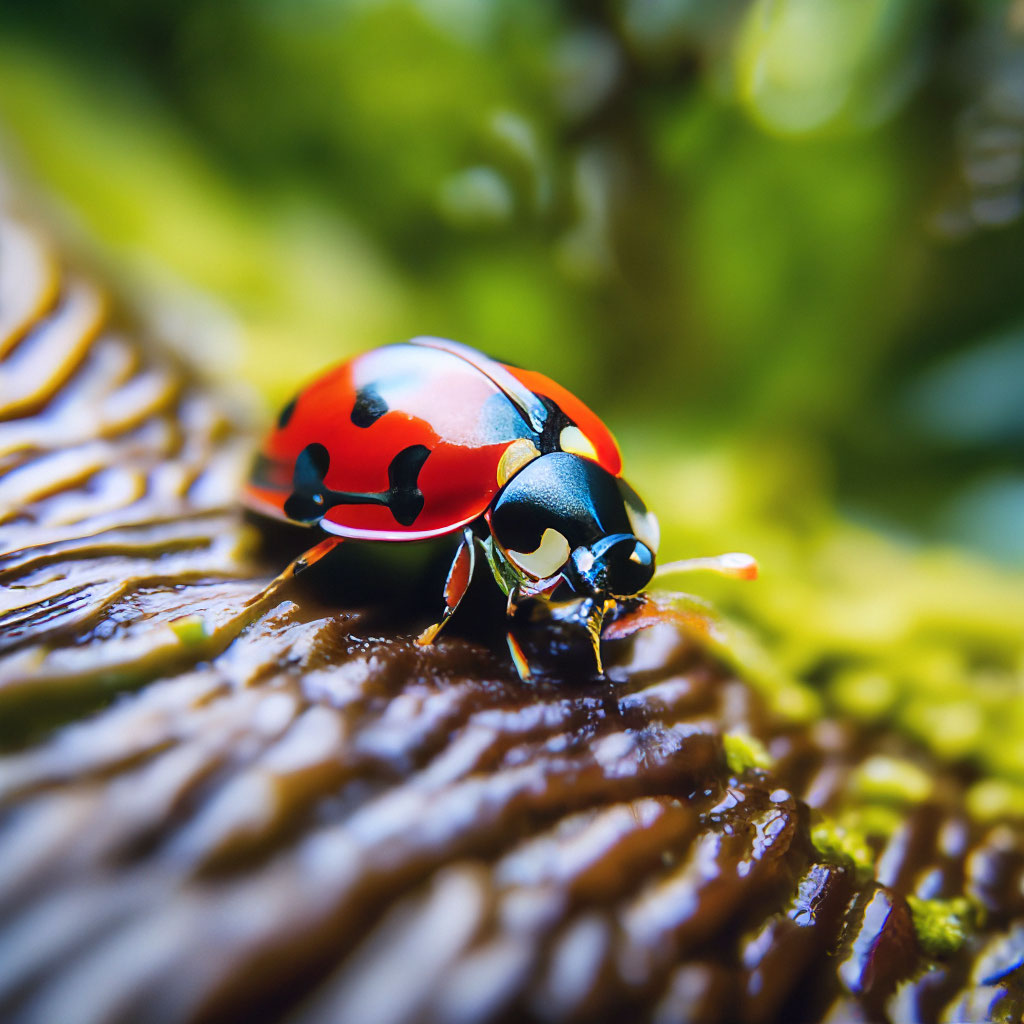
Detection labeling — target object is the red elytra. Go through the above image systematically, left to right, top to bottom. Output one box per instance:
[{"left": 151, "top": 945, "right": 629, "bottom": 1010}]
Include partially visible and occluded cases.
[{"left": 244, "top": 337, "right": 621, "bottom": 542}]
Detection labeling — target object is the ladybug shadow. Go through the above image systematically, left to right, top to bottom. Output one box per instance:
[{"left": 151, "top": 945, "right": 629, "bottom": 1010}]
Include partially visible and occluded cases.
[
  {"left": 246, "top": 515, "right": 504, "bottom": 637},
  {"left": 247, "top": 516, "right": 611, "bottom": 685}
]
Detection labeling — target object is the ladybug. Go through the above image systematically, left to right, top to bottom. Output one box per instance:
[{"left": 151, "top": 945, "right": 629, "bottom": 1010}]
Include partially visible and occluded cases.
[{"left": 244, "top": 337, "right": 756, "bottom": 678}]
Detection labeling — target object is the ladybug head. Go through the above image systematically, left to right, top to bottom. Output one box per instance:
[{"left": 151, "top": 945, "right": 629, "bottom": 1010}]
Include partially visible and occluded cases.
[{"left": 488, "top": 452, "right": 659, "bottom": 600}]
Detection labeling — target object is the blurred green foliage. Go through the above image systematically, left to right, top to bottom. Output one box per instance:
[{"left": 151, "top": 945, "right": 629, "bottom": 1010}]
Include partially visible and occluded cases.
[
  {"left": 1, "top": 0, "right": 1024, "bottom": 815},
  {"left": 2, "top": 0, "right": 1023, "bottom": 549}
]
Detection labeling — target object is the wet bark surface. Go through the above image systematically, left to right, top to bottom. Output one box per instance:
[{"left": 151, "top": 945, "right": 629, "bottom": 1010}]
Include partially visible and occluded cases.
[{"left": 1, "top": 192, "right": 1023, "bottom": 1024}]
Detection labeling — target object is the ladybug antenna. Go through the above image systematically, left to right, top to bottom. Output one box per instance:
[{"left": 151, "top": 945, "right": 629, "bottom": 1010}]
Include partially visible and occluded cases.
[{"left": 653, "top": 552, "right": 758, "bottom": 582}]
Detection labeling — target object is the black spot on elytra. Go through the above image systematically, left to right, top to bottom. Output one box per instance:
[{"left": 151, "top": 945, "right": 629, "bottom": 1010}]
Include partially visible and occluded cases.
[
  {"left": 351, "top": 385, "right": 389, "bottom": 428},
  {"left": 277, "top": 395, "right": 298, "bottom": 429},
  {"left": 282, "top": 441, "right": 431, "bottom": 527},
  {"left": 283, "top": 443, "right": 332, "bottom": 523},
  {"left": 385, "top": 444, "right": 430, "bottom": 525}
]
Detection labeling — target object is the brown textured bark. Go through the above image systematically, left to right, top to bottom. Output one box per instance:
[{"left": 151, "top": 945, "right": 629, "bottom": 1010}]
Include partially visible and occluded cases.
[{"left": 1, "top": 188, "right": 1023, "bottom": 1024}]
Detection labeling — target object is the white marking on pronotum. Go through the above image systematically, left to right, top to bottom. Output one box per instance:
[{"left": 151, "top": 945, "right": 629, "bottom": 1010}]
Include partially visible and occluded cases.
[
  {"left": 559, "top": 425, "right": 598, "bottom": 461},
  {"left": 497, "top": 438, "right": 541, "bottom": 486},
  {"left": 618, "top": 478, "right": 660, "bottom": 554},
  {"left": 507, "top": 527, "right": 571, "bottom": 579}
]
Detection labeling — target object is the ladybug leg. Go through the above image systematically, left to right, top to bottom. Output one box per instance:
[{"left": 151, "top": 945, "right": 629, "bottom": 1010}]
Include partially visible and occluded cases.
[
  {"left": 416, "top": 528, "right": 477, "bottom": 646},
  {"left": 243, "top": 535, "right": 344, "bottom": 610},
  {"left": 292, "top": 536, "right": 345, "bottom": 575},
  {"left": 503, "top": 576, "right": 566, "bottom": 681},
  {"left": 562, "top": 595, "right": 615, "bottom": 676},
  {"left": 584, "top": 599, "right": 608, "bottom": 676},
  {"left": 506, "top": 630, "right": 534, "bottom": 682}
]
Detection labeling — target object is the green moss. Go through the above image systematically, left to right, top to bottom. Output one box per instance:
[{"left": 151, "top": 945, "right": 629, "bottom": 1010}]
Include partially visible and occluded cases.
[
  {"left": 169, "top": 615, "right": 208, "bottom": 646},
  {"left": 830, "top": 668, "right": 898, "bottom": 721},
  {"left": 767, "top": 681, "right": 823, "bottom": 723},
  {"left": 903, "top": 699, "right": 985, "bottom": 761},
  {"left": 723, "top": 732, "right": 774, "bottom": 775},
  {"left": 850, "top": 755, "right": 933, "bottom": 805},
  {"left": 966, "top": 779, "right": 1024, "bottom": 822},
  {"left": 840, "top": 803, "right": 902, "bottom": 840},
  {"left": 811, "top": 818, "right": 875, "bottom": 875},
  {"left": 907, "top": 896, "right": 980, "bottom": 958}
]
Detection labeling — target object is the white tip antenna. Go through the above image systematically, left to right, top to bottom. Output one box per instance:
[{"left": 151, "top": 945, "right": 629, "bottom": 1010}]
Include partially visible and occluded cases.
[{"left": 653, "top": 552, "right": 759, "bottom": 582}]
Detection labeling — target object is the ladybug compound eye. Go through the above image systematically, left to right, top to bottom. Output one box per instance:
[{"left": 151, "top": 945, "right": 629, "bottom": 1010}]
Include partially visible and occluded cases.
[
  {"left": 559, "top": 426, "right": 599, "bottom": 462},
  {"left": 497, "top": 438, "right": 541, "bottom": 487},
  {"left": 617, "top": 479, "right": 660, "bottom": 555},
  {"left": 506, "top": 527, "right": 572, "bottom": 580},
  {"left": 570, "top": 533, "right": 656, "bottom": 599},
  {"left": 606, "top": 537, "right": 655, "bottom": 597}
]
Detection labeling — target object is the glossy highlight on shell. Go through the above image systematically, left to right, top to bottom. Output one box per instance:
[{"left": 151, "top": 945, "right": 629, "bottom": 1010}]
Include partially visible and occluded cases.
[{"left": 0, "top": 191, "right": 1023, "bottom": 1024}]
